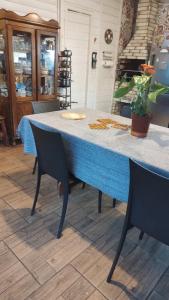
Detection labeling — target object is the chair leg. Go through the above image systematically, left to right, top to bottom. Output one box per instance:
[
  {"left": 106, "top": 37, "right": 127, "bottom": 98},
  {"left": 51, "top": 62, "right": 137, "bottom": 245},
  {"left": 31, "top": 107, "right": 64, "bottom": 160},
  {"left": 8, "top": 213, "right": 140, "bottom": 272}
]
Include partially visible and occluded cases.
[
  {"left": 32, "top": 157, "right": 38, "bottom": 175},
  {"left": 31, "top": 171, "right": 41, "bottom": 216},
  {"left": 68, "top": 183, "right": 71, "bottom": 194},
  {"left": 57, "top": 189, "right": 69, "bottom": 238},
  {"left": 98, "top": 190, "right": 102, "bottom": 213},
  {"left": 112, "top": 198, "right": 117, "bottom": 208},
  {"left": 107, "top": 224, "right": 128, "bottom": 282},
  {"left": 139, "top": 231, "right": 144, "bottom": 241}
]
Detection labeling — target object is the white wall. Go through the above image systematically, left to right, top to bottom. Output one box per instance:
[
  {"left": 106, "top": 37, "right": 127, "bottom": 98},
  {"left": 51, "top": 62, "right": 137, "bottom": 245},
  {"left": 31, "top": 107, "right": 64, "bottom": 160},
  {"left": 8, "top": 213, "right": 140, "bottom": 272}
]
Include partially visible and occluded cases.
[
  {"left": 0, "top": 0, "right": 122, "bottom": 113},
  {"left": 0, "top": 0, "right": 59, "bottom": 22},
  {"left": 60, "top": 0, "right": 123, "bottom": 112},
  {"left": 96, "top": 1, "right": 122, "bottom": 112}
]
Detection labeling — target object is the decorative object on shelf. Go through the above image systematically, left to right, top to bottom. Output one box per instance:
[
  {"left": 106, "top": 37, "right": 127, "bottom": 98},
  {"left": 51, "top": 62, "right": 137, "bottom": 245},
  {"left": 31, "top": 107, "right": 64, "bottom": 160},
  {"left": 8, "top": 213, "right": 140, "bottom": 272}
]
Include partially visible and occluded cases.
[
  {"left": 104, "top": 29, "right": 113, "bottom": 44},
  {"left": 0, "top": 30, "right": 8, "bottom": 98},
  {"left": 0, "top": 33, "right": 5, "bottom": 50},
  {"left": 40, "top": 34, "right": 56, "bottom": 97},
  {"left": 58, "top": 49, "right": 75, "bottom": 109},
  {"left": 60, "top": 50, "right": 72, "bottom": 57},
  {"left": 60, "top": 59, "right": 71, "bottom": 68},
  {"left": 114, "top": 64, "right": 169, "bottom": 137},
  {"left": 59, "top": 70, "right": 69, "bottom": 78},
  {"left": 59, "top": 78, "right": 71, "bottom": 88}
]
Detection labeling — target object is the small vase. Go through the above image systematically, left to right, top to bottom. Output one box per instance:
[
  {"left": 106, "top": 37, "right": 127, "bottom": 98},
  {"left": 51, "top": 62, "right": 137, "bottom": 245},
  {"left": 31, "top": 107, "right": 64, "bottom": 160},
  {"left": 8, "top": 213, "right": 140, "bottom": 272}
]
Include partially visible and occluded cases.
[{"left": 131, "top": 113, "right": 151, "bottom": 138}]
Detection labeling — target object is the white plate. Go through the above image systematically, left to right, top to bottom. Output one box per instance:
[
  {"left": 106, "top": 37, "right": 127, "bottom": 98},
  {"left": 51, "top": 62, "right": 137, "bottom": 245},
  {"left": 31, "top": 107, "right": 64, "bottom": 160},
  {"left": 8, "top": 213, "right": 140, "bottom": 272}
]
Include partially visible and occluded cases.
[{"left": 61, "top": 112, "right": 86, "bottom": 120}]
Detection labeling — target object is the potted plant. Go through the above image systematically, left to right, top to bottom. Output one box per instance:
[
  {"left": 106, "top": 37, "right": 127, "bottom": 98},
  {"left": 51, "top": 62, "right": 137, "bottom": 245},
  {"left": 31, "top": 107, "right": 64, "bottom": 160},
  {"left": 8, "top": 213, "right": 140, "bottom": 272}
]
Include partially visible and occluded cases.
[{"left": 114, "top": 64, "right": 169, "bottom": 137}]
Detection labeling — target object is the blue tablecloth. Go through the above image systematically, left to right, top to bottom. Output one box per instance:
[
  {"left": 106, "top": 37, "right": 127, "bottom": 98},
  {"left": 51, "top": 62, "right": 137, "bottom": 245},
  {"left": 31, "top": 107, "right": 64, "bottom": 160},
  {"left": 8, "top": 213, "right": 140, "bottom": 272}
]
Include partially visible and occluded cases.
[{"left": 18, "top": 108, "right": 169, "bottom": 202}]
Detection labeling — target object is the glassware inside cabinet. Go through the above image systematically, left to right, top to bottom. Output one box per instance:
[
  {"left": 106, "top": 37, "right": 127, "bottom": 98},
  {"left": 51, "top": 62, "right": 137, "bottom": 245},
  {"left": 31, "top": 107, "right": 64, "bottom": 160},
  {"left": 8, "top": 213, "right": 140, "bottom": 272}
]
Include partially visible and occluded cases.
[
  {"left": 0, "top": 30, "right": 8, "bottom": 97},
  {"left": 12, "top": 31, "right": 33, "bottom": 97},
  {"left": 40, "top": 35, "right": 56, "bottom": 96}
]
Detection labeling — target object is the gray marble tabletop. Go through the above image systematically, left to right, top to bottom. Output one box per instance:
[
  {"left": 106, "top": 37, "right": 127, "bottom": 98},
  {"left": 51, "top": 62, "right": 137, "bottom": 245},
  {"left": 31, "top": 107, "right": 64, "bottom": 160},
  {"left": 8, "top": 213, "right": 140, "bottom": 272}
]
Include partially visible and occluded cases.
[{"left": 18, "top": 108, "right": 169, "bottom": 201}]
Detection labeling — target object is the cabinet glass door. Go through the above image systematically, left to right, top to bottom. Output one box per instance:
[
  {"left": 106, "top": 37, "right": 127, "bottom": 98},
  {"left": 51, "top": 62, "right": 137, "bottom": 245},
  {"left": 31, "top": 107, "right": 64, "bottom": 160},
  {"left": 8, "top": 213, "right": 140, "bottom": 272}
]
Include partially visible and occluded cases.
[
  {"left": 11, "top": 28, "right": 36, "bottom": 100},
  {"left": 0, "top": 30, "right": 8, "bottom": 98},
  {"left": 37, "top": 31, "right": 57, "bottom": 99}
]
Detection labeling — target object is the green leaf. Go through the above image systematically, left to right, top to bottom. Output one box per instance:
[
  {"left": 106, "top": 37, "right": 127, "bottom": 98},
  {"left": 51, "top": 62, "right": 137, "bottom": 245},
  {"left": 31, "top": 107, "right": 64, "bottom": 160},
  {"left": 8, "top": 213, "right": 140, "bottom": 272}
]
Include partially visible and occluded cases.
[
  {"left": 117, "top": 73, "right": 127, "bottom": 88},
  {"left": 114, "top": 80, "right": 135, "bottom": 98},
  {"left": 150, "top": 82, "right": 168, "bottom": 91},
  {"left": 148, "top": 87, "right": 169, "bottom": 102}
]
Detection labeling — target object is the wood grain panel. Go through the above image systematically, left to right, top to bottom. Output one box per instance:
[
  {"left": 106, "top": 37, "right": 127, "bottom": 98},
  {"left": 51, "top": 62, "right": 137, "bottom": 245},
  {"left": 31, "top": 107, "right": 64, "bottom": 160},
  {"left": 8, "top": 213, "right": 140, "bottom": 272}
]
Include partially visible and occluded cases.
[
  {"left": 0, "top": 145, "right": 169, "bottom": 300},
  {"left": 29, "top": 265, "right": 80, "bottom": 300},
  {"left": 62, "top": 277, "right": 94, "bottom": 300}
]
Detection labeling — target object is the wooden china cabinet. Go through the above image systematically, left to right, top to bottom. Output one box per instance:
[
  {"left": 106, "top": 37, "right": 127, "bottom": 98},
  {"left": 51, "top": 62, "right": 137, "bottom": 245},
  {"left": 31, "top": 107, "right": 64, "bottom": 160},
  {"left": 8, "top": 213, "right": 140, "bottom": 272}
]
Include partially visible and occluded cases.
[{"left": 0, "top": 9, "right": 59, "bottom": 143}]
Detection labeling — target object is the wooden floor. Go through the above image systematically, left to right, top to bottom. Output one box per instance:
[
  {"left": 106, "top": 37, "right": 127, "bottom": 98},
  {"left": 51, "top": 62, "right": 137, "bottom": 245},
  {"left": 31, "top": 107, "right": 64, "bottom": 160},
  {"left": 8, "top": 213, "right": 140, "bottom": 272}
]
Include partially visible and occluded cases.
[{"left": 0, "top": 145, "right": 169, "bottom": 300}]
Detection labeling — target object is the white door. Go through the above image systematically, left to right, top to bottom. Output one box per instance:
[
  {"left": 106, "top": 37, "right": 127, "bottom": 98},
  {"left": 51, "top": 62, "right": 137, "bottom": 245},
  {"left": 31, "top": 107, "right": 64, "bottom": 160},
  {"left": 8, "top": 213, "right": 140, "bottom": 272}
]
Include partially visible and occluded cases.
[{"left": 64, "top": 9, "right": 90, "bottom": 108}]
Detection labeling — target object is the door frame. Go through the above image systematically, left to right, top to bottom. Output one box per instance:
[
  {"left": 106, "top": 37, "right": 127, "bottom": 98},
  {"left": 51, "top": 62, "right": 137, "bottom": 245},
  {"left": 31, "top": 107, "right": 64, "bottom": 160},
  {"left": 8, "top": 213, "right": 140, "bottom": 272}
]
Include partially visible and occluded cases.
[{"left": 61, "top": 2, "right": 92, "bottom": 107}]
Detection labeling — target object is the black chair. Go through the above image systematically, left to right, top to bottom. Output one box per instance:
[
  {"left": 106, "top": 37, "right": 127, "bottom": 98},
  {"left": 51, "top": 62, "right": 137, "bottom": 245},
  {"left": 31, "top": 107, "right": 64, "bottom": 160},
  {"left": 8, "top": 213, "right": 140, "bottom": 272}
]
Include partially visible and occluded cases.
[
  {"left": 151, "top": 94, "right": 169, "bottom": 128},
  {"left": 32, "top": 100, "right": 60, "bottom": 174},
  {"left": 32, "top": 100, "right": 60, "bottom": 114},
  {"left": 31, "top": 101, "right": 115, "bottom": 214},
  {"left": 110, "top": 104, "right": 131, "bottom": 210},
  {"left": 120, "top": 104, "right": 131, "bottom": 119},
  {"left": 30, "top": 123, "right": 70, "bottom": 238},
  {"left": 30, "top": 123, "right": 109, "bottom": 239},
  {"left": 107, "top": 159, "right": 169, "bottom": 282}
]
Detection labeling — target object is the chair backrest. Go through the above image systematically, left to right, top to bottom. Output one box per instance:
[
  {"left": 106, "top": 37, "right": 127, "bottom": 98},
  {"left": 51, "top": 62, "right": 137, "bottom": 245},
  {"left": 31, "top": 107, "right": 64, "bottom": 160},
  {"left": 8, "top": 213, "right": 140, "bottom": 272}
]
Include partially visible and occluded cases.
[
  {"left": 150, "top": 94, "right": 169, "bottom": 127},
  {"left": 32, "top": 100, "right": 60, "bottom": 114},
  {"left": 120, "top": 105, "right": 131, "bottom": 118},
  {"left": 30, "top": 123, "right": 68, "bottom": 184},
  {"left": 129, "top": 159, "right": 169, "bottom": 246}
]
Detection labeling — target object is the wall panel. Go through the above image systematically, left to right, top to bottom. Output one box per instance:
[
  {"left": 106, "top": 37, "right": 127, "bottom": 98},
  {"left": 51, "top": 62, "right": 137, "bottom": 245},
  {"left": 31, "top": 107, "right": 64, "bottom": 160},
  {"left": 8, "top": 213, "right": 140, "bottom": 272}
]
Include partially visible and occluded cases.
[{"left": 0, "top": 0, "right": 123, "bottom": 112}]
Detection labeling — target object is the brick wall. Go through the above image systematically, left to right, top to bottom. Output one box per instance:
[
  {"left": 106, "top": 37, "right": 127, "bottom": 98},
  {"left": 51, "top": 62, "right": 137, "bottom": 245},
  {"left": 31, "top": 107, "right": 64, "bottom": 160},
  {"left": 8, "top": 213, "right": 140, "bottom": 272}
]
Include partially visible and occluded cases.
[
  {"left": 112, "top": 0, "right": 160, "bottom": 114},
  {"left": 120, "top": 0, "right": 159, "bottom": 60}
]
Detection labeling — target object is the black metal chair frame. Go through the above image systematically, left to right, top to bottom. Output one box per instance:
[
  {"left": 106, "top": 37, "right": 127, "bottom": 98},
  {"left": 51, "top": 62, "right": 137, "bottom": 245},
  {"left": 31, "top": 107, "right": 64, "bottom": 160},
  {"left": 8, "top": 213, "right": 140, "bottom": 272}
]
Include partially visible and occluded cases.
[
  {"left": 151, "top": 94, "right": 169, "bottom": 128},
  {"left": 31, "top": 100, "right": 60, "bottom": 175},
  {"left": 31, "top": 100, "right": 117, "bottom": 213},
  {"left": 32, "top": 100, "right": 60, "bottom": 114},
  {"left": 120, "top": 104, "right": 131, "bottom": 119},
  {"left": 30, "top": 123, "right": 71, "bottom": 238},
  {"left": 30, "top": 123, "right": 116, "bottom": 239},
  {"left": 107, "top": 159, "right": 169, "bottom": 282}
]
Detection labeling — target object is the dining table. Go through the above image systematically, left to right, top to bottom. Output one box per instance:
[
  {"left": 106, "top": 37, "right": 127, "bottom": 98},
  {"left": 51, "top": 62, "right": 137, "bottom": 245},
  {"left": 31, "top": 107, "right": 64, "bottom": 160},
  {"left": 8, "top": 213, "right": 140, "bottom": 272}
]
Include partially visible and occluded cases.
[{"left": 18, "top": 108, "right": 169, "bottom": 202}]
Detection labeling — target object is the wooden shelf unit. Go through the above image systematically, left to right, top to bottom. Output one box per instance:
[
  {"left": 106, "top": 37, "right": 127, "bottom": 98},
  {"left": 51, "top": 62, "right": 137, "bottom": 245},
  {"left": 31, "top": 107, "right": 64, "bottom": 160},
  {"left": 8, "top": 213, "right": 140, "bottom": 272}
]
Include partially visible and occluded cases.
[{"left": 0, "top": 9, "right": 60, "bottom": 143}]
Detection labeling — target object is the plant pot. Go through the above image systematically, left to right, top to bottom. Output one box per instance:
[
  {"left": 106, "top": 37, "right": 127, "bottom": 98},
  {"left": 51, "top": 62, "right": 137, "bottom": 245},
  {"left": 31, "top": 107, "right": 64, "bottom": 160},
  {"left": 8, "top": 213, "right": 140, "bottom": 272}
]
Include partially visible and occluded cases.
[{"left": 131, "top": 113, "right": 151, "bottom": 138}]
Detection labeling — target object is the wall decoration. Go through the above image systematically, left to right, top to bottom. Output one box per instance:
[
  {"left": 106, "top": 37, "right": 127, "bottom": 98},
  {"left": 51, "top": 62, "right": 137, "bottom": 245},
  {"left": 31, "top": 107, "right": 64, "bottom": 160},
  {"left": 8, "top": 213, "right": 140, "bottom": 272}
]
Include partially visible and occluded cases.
[
  {"left": 118, "top": 0, "right": 137, "bottom": 54},
  {"left": 151, "top": 4, "right": 169, "bottom": 86},
  {"left": 153, "top": 4, "right": 169, "bottom": 49},
  {"left": 104, "top": 29, "right": 113, "bottom": 44},
  {"left": 102, "top": 51, "right": 113, "bottom": 68}
]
